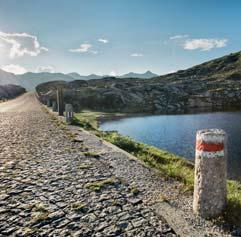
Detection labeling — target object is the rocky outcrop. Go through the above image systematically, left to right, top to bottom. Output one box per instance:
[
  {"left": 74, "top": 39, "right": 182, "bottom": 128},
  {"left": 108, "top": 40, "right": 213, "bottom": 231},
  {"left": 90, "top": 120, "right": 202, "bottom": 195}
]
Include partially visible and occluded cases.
[
  {"left": 36, "top": 79, "right": 189, "bottom": 113},
  {"left": 0, "top": 84, "right": 26, "bottom": 100}
]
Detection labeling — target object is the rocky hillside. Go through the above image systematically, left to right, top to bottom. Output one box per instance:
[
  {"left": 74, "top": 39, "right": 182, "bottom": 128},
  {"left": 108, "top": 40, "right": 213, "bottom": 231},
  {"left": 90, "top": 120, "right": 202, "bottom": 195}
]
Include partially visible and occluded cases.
[
  {"left": 36, "top": 51, "right": 241, "bottom": 114},
  {"left": 0, "top": 84, "right": 26, "bottom": 100}
]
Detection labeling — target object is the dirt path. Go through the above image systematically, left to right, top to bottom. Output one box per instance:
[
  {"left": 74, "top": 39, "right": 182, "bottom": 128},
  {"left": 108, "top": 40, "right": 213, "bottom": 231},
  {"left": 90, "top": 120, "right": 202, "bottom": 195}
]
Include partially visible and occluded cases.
[{"left": 0, "top": 93, "right": 176, "bottom": 236}]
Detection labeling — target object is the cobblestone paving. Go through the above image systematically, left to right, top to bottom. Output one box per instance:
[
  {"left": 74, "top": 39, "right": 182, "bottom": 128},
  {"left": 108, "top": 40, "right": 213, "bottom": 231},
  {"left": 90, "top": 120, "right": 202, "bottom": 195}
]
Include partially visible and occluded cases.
[{"left": 0, "top": 94, "right": 175, "bottom": 236}]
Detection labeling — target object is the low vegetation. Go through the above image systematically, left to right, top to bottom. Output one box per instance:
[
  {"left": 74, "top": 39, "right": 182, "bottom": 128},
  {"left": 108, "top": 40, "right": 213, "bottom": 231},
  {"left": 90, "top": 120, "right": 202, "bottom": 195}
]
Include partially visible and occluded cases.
[
  {"left": 74, "top": 110, "right": 241, "bottom": 225},
  {"left": 74, "top": 110, "right": 125, "bottom": 130},
  {"left": 79, "top": 163, "right": 93, "bottom": 169},
  {"left": 85, "top": 178, "right": 116, "bottom": 191},
  {"left": 71, "top": 202, "right": 87, "bottom": 212}
]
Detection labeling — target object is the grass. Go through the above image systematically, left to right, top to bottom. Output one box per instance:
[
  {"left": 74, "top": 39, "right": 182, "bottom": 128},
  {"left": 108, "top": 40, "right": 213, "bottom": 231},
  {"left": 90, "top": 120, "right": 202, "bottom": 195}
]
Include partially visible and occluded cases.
[
  {"left": 73, "top": 110, "right": 241, "bottom": 226},
  {"left": 73, "top": 110, "right": 125, "bottom": 130},
  {"left": 83, "top": 151, "right": 100, "bottom": 158},
  {"left": 79, "top": 163, "right": 92, "bottom": 169},
  {"left": 85, "top": 178, "right": 116, "bottom": 191},
  {"left": 225, "top": 181, "right": 241, "bottom": 224},
  {"left": 130, "top": 186, "right": 140, "bottom": 196},
  {"left": 33, "top": 202, "right": 48, "bottom": 213},
  {"left": 71, "top": 202, "right": 87, "bottom": 212},
  {"left": 30, "top": 212, "right": 49, "bottom": 226}
]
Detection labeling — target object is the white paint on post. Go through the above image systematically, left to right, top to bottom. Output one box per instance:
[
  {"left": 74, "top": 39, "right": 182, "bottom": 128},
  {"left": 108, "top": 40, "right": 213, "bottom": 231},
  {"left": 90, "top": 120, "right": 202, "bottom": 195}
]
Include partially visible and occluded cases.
[{"left": 193, "top": 129, "right": 227, "bottom": 218}]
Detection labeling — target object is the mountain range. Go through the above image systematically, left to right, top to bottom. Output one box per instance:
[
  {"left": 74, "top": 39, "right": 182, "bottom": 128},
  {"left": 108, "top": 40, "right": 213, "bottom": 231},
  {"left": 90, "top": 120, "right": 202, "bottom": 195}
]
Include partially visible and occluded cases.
[
  {"left": 1, "top": 50, "right": 241, "bottom": 92},
  {"left": 0, "top": 70, "right": 158, "bottom": 91}
]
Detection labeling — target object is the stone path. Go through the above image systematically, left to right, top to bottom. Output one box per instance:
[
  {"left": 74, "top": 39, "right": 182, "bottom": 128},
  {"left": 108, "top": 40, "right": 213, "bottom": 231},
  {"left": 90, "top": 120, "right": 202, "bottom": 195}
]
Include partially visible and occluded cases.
[{"left": 0, "top": 93, "right": 175, "bottom": 236}]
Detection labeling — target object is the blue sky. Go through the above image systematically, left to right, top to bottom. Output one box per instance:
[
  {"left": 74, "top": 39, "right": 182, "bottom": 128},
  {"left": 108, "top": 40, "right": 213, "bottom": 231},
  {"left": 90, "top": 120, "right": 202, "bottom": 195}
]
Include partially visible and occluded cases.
[{"left": 0, "top": 0, "right": 241, "bottom": 75}]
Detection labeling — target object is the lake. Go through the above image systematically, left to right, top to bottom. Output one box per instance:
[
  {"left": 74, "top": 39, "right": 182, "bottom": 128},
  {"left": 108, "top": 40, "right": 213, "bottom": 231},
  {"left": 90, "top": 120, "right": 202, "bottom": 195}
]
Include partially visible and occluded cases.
[{"left": 100, "top": 111, "right": 241, "bottom": 180}]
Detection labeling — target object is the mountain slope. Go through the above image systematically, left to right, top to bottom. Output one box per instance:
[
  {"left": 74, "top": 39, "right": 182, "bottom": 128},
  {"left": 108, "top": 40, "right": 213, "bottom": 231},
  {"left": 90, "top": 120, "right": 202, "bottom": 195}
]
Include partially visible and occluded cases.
[
  {"left": 155, "top": 51, "right": 241, "bottom": 83},
  {"left": 0, "top": 69, "right": 20, "bottom": 86},
  {"left": 19, "top": 72, "right": 74, "bottom": 91}
]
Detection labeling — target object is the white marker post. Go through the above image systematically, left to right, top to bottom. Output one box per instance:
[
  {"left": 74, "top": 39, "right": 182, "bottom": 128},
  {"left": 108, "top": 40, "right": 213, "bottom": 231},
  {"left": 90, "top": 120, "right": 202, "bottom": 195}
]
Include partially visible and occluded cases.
[
  {"left": 52, "top": 101, "right": 57, "bottom": 112},
  {"left": 65, "top": 104, "right": 74, "bottom": 125},
  {"left": 193, "top": 129, "right": 227, "bottom": 218}
]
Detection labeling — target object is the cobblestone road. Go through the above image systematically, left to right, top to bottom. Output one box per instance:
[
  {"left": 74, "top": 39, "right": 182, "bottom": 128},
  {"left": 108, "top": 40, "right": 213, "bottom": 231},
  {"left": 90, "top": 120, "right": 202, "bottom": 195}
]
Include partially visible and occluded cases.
[{"left": 0, "top": 93, "right": 175, "bottom": 237}]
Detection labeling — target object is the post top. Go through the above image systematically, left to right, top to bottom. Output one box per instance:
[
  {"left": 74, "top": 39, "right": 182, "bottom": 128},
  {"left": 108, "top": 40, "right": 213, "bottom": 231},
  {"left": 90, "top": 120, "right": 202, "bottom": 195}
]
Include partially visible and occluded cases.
[
  {"left": 65, "top": 104, "right": 73, "bottom": 111},
  {"left": 196, "top": 129, "right": 226, "bottom": 143},
  {"left": 197, "top": 129, "right": 226, "bottom": 136}
]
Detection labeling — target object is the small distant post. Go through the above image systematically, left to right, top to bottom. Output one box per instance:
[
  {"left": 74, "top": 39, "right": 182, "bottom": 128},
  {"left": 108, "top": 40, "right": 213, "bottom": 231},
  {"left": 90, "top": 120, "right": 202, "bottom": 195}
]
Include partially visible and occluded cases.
[
  {"left": 57, "top": 88, "right": 64, "bottom": 116},
  {"left": 47, "top": 99, "right": 52, "bottom": 107},
  {"left": 52, "top": 101, "right": 57, "bottom": 112},
  {"left": 65, "top": 104, "right": 74, "bottom": 124},
  {"left": 193, "top": 129, "right": 227, "bottom": 218}
]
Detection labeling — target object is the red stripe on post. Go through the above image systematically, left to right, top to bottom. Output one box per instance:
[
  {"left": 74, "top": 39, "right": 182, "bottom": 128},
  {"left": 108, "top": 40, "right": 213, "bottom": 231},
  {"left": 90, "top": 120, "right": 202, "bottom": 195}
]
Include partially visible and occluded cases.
[{"left": 196, "top": 140, "right": 224, "bottom": 152}]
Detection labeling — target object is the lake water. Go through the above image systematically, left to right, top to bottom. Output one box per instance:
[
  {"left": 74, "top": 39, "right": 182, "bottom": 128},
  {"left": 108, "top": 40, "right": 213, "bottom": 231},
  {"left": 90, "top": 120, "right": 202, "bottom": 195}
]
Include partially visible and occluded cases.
[{"left": 100, "top": 111, "right": 241, "bottom": 180}]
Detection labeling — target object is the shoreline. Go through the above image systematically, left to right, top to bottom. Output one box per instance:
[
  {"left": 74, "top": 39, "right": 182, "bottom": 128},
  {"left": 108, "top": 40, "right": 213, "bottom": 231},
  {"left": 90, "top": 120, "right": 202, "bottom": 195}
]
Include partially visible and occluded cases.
[{"left": 98, "top": 107, "right": 241, "bottom": 125}]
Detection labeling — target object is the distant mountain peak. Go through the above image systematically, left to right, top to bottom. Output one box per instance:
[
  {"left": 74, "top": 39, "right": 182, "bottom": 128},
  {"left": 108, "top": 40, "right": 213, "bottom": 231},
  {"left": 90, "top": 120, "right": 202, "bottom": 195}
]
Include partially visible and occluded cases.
[{"left": 119, "top": 71, "right": 158, "bottom": 79}]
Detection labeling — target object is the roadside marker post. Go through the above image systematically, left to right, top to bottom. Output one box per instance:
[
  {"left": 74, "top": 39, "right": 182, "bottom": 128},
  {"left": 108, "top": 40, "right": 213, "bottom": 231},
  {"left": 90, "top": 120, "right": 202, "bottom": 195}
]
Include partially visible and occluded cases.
[
  {"left": 57, "top": 89, "right": 64, "bottom": 116},
  {"left": 52, "top": 101, "right": 57, "bottom": 112},
  {"left": 65, "top": 103, "right": 74, "bottom": 124},
  {"left": 193, "top": 129, "right": 227, "bottom": 218}
]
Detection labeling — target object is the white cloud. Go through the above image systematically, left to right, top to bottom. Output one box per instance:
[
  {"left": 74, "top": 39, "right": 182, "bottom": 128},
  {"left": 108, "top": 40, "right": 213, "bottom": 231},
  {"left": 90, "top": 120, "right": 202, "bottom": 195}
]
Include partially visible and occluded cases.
[
  {"left": 0, "top": 31, "right": 48, "bottom": 58},
  {"left": 169, "top": 35, "right": 189, "bottom": 40},
  {"left": 98, "top": 38, "right": 109, "bottom": 44},
  {"left": 183, "top": 38, "right": 228, "bottom": 51},
  {"left": 70, "top": 43, "right": 92, "bottom": 53},
  {"left": 130, "top": 53, "right": 143, "bottom": 57},
  {"left": 1, "top": 64, "right": 27, "bottom": 74},
  {"left": 36, "top": 66, "right": 55, "bottom": 73},
  {"left": 109, "top": 70, "right": 117, "bottom": 76}
]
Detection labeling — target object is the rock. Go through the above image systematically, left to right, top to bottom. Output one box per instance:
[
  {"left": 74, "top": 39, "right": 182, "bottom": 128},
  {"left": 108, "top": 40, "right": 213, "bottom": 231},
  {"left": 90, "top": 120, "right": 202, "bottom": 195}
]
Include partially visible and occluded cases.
[{"left": 48, "top": 211, "right": 65, "bottom": 221}]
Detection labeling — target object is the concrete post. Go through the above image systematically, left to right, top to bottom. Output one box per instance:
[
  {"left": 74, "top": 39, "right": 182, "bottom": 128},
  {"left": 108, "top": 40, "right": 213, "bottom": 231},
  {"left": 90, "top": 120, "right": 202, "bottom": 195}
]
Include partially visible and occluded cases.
[
  {"left": 57, "top": 89, "right": 64, "bottom": 116},
  {"left": 52, "top": 101, "right": 57, "bottom": 112},
  {"left": 65, "top": 104, "right": 74, "bottom": 124},
  {"left": 193, "top": 129, "right": 227, "bottom": 218}
]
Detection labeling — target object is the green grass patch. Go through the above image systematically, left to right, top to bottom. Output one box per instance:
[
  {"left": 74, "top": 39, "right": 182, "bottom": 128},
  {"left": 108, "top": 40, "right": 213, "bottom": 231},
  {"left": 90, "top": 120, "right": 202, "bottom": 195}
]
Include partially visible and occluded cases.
[
  {"left": 74, "top": 110, "right": 124, "bottom": 130},
  {"left": 79, "top": 163, "right": 93, "bottom": 169},
  {"left": 85, "top": 178, "right": 116, "bottom": 191},
  {"left": 224, "top": 180, "right": 241, "bottom": 225},
  {"left": 130, "top": 186, "right": 140, "bottom": 196},
  {"left": 71, "top": 202, "right": 87, "bottom": 212},
  {"left": 30, "top": 212, "right": 49, "bottom": 226}
]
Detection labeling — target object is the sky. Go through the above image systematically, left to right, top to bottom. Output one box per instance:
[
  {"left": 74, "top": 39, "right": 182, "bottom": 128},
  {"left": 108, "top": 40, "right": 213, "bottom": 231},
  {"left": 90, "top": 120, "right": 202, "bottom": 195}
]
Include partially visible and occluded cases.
[{"left": 0, "top": 0, "right": 241, "bottom": 76}]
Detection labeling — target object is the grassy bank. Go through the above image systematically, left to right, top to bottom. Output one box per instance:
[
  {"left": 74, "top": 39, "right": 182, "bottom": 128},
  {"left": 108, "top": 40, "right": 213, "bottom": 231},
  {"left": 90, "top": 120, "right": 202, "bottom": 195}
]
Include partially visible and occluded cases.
[{"left": 74, "top": 111, "right": 241, "bottom": 225}]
